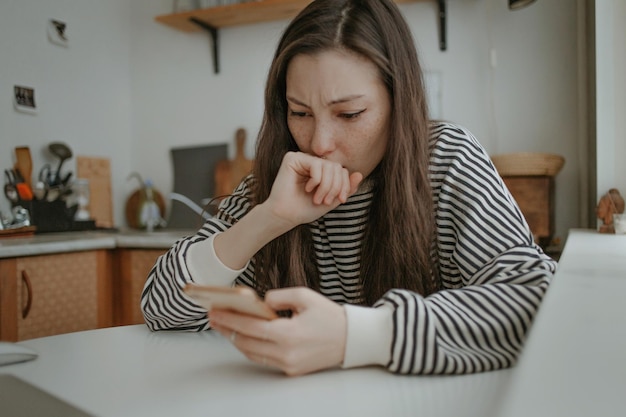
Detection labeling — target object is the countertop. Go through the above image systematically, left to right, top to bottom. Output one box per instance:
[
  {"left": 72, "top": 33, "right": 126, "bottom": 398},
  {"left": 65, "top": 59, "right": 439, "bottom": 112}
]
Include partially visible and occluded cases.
[
  {"left": 0, "top": 228, "right": 195, "bottom": 258},
  {"left": 496, "top": 229, "right": 626, "bottom": 416}
]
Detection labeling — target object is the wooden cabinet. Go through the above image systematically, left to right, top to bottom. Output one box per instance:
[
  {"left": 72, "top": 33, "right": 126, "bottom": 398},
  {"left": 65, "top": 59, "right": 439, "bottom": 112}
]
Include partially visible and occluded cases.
[
  {"left": 502, "top": 176, "right": 555, "bottom": 248},
  {"left": 114, "top": 249, "right": 166, "bottom": 326},
  {"left": 0, "top": 250, "right": 114, "bottom": 342}
]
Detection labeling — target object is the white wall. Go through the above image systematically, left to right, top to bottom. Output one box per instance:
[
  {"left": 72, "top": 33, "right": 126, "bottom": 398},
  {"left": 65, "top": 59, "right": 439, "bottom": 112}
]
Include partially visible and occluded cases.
[
  {"left": 0, "top": 0, "right": 133, "bottom": 226},
  {"left": 1, "top": 0, "right": 583, "bottom": 246},
  {"left": 129, "top": 0, "right": 580, "bottom": 245},
  {"left": 595, "top": 0, "right": 626, "bottom": 202}
]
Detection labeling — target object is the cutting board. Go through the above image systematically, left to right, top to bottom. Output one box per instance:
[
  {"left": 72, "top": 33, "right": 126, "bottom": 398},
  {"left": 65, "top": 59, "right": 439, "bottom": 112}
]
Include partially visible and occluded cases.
[
  {"left": 214, "top": 128, "right": 254, "bottom": 197},
  {"left": 14, "top": 146, "right": 33, "bottom": 188},
  {"left": 76, "top": 156, "right": 114, "bottom": 228}
]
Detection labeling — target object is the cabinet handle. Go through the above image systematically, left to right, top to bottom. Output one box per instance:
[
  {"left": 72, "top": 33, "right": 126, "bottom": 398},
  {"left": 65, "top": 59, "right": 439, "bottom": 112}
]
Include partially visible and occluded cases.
[{"left": 21, "top": 270, "right": 33, "bottom": 319}]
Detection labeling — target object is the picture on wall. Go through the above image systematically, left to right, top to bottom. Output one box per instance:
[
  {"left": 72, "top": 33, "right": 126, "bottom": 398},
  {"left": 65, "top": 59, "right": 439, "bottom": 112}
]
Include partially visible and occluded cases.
[
  {"left": 48, "top": 19, "right": 68, "bottom": 47},
  {"left": 14, "top": 85, "right": 37, "bottom": 114}
]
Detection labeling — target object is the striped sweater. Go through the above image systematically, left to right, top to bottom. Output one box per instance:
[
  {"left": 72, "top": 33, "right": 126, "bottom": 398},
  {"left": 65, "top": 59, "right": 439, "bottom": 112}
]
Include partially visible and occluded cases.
[{"left": 140, "top": 122, "right": 557, "bottom": 374}]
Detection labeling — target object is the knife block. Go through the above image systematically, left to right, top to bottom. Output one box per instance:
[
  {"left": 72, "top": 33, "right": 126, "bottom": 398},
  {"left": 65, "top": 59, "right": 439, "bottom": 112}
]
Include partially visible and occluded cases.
[{"left": 14, "top": 200, "right": 77, "bottom": 233}]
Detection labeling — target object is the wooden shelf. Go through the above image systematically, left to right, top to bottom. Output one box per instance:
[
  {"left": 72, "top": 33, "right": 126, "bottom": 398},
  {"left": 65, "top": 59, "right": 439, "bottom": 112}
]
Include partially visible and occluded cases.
[
  {"left": 154, "top": 0, "right": 444, "bottom": 73},
  {"left": 155, "top": 0, "right": 427, "bottom": 32}
]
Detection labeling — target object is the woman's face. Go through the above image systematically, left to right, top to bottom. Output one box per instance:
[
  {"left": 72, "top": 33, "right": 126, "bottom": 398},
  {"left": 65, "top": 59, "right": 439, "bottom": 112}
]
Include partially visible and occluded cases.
[{"left": 285, "top": 49, "right": 391, "bottom": 178}]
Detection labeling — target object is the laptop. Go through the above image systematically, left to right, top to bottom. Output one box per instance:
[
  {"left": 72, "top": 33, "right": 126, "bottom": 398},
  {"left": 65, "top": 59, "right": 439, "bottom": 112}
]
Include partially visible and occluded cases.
[{"left": 0, "top": 374, "right": 94, "bottom": 417}]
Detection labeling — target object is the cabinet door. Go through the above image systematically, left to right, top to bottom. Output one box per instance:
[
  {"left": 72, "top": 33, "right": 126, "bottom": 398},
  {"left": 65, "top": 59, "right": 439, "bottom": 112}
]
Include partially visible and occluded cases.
[
  {"left": 502, "top": 176, "right": 554, "bottom": 246},
  {"left": 115, "top": 249, "right": 165, "bottom": 326},
  {"left": 0, "top": 250, "right": 113, "bottom": 341}
]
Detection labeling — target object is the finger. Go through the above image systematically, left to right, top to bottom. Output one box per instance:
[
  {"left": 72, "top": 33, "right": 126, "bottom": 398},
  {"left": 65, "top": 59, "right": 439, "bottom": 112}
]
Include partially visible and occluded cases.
[
  {"left": 304, "top": 158, "right": 323, "bottom": 194},
  {"left": 310, "top": 162, "right": 334, "bottom": 204},
  {"left": 313, "top": 162, "right": 349, "bottom": 206},
  {"left": 322, "top": 164, "right": 346, "bottom": 205},
  {"left": 338, "top": 167, "right": 351, "bottom": 203},
  {"left": 349, "top": 172, "right": 364, "bottom": 194},
  {"left": 264, "top": 287, "right": 313, "bottom": 312},
  {"left": 210, "top": 309, "right": 274, "bottom": 342},
  {"left": 210, "top": 323, "right": 234, "bottom": 342},
  {"left": 240, "top": 347, "right": 283, "bottom": 370}
]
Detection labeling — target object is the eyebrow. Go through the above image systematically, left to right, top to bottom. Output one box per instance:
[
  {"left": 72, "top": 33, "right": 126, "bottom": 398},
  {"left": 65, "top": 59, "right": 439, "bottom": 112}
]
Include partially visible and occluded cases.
[{"left": 286, "top": 94, "right": 365, "bottom": 107}]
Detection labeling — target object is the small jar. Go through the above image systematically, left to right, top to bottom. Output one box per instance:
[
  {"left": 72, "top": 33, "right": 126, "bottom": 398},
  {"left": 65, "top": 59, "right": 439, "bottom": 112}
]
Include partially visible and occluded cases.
[
  {"left": 73, "top": 179, "right": 91, "bottom": 221},
  {"left": 613, "top": 213, "right": 626, "bottom": 234}
]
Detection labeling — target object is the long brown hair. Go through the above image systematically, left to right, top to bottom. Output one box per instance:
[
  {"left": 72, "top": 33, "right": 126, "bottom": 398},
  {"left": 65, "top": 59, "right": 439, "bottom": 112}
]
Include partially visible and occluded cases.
[{"left": 249, "top": 0, "right": 439, "bottom": 304}]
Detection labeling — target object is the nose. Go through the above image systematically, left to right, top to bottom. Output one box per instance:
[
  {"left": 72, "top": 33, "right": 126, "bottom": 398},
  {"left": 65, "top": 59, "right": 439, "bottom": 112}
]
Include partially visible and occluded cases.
[{"left": 309, "top": 119, "right": 336, "bottom": 158}]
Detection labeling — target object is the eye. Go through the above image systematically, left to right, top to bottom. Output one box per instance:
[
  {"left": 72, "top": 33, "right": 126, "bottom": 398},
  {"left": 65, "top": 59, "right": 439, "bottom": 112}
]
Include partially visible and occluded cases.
[
  {"left": 339, "top": 109, "right": 366, "bottom": 120},
  {"left": 289, "top": 110, "right": 309, "bottom": 118}
]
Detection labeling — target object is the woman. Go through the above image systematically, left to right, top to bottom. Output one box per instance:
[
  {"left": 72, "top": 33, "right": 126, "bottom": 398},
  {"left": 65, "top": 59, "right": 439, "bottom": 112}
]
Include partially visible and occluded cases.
[{"left": 141, "top": 0, "right": 556, "bottom": 376}]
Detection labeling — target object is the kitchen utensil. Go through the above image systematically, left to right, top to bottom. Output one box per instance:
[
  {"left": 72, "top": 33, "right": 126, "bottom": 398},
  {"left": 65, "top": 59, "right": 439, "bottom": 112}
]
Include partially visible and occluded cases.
[
  {"left": 214, "top": 128, "right": 254, "bottom": 197},
  {"left": 48, "top": 142, "right": 73, "bottom": 186},
  {"left": 14, "top": 146, "right": 33, "bottom": 188},
  {"left": 38, "top": 163, "right": 53, "bottom": 186},
  {"left": 5, "top": 167, "right": 33, "bottom": 201},
  {"left": 10, "top": 168, "right": 24, "bottom": 184},
  {"left": 5, "top": 169, "right": 18, "bottom": 184},
  {"left": 4, "top": 170, "right": 19, "bottom": 203},
  {"left": 60, "top": 172, "right": 73, "bottom": 186},
  {"left": 33, "top": 181, "right": 46, "bottom": 200},
  {"left": 15, "top": 183, "right": 33, "bottom": 201},
  {"left": 4, "top": 184, "right": 18, "bottom": 203},
  {"left": 45, "top": 186, "right": 61, "bottom": 202}
]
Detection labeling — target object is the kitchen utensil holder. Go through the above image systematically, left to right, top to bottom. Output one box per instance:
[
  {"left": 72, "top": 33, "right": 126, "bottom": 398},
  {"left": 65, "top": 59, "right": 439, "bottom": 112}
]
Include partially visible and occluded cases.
[{"left": 13, "top": 200, "right": 79, "bottom": 233}]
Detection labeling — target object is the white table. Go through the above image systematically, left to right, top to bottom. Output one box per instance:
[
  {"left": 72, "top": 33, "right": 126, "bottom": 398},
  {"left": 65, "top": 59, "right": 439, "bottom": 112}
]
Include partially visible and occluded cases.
[
  {"left": 7, "top": 229, "right": 622, "bottom": 417},
  {"left": 497, "top": 229, "right": 626, "bottom": 416},
  {"left": 1, "top": 325, "right": 512, "bottom": 417}
]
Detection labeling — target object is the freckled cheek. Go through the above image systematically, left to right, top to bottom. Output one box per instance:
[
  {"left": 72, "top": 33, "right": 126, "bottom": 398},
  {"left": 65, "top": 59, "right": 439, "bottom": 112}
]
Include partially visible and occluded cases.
[
  {"left": 354, "top": 119, "right": 386, "bottom": 152},
  {"left": 287, "top": 121, "right": 310, "bottom": 151},
  {"left": 341, "top": 127, "right": 378, "bottom": 159}
]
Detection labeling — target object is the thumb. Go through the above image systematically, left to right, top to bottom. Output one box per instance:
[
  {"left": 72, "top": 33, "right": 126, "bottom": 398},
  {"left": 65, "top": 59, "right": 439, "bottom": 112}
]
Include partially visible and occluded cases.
[{"left": 349, "top": 172, "right": 364, "bottom": 195}]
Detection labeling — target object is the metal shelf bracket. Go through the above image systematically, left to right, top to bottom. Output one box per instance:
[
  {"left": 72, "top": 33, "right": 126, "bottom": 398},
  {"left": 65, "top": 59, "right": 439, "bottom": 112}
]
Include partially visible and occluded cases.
[
  {"left": 437, "top": 0, "right": 447, "bottom": 51},
  {"left": 189, "top": 17, "right": 219, "bottom": 74}
]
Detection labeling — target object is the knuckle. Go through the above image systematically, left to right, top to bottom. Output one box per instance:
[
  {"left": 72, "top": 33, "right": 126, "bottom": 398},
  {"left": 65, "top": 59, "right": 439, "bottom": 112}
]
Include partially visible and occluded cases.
[{"left": 281, "top": 351, "right": 300, "bottom": 369}]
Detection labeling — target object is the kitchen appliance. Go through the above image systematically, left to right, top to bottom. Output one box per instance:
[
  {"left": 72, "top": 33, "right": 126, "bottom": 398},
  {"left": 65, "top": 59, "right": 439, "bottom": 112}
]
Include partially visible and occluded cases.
[{"left": 167, "top": 143, "right": 227, "bottom": 229}]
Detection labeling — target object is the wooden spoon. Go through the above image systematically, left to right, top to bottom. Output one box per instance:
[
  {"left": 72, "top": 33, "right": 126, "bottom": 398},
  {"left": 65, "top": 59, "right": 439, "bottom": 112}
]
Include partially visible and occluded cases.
[{"left": 14, "top": 146, "right": 33, "bottom": 189}]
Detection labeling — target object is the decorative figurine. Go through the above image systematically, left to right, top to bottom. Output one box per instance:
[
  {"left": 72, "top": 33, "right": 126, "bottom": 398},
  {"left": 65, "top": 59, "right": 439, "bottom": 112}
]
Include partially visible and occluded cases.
[{"left": 596, "top": 188, "right": 625, "bottom": 233}]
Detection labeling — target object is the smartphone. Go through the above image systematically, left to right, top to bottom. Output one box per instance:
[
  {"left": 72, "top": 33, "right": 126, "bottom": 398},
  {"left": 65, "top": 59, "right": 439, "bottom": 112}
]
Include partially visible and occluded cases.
[{"left": 184, "top": 284, "right": 278, "bottom": 320}]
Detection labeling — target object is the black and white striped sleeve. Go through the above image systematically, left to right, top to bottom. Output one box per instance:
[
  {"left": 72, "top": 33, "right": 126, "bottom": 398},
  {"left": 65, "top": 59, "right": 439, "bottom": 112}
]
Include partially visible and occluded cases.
[
  {"left": 376, "top": 124, "right": 557, "bottom": 374},
  {"left": 140, "top": 181, "right": 255, "bottom": 331}
]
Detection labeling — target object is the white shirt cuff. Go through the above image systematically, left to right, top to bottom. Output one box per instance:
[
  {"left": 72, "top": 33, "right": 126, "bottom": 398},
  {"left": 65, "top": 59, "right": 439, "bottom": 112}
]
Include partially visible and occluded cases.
[
  {"left": 186, "top": 233, "right": 248, "bottom": 286},
  {"left": 342, "top": 304, "right": 393, "bottom": 369}
]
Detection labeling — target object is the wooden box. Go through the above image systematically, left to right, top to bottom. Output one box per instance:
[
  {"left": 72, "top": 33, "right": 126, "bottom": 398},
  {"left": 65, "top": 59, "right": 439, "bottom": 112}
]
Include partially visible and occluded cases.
[{"left": 502, "top": 175, "right": 555, "bottom": 247}]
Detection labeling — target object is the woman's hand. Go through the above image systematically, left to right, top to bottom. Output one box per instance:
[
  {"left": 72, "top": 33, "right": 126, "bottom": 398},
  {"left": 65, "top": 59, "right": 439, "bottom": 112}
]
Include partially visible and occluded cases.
[
  {"left": 212, "top": 152, "right": 362, "bottom": 271},
  {"left": 266, "top": 152, "right": 363, "bottom": 227},
  {"left": 209, "top": 287, "right": 347, "bottom": 376}
]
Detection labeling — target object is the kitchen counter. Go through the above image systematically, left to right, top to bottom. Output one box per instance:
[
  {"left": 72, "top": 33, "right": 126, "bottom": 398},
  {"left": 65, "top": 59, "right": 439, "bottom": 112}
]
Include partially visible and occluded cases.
[{"left": 0, "top": 229, "right": 195, "bottom": 259}]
